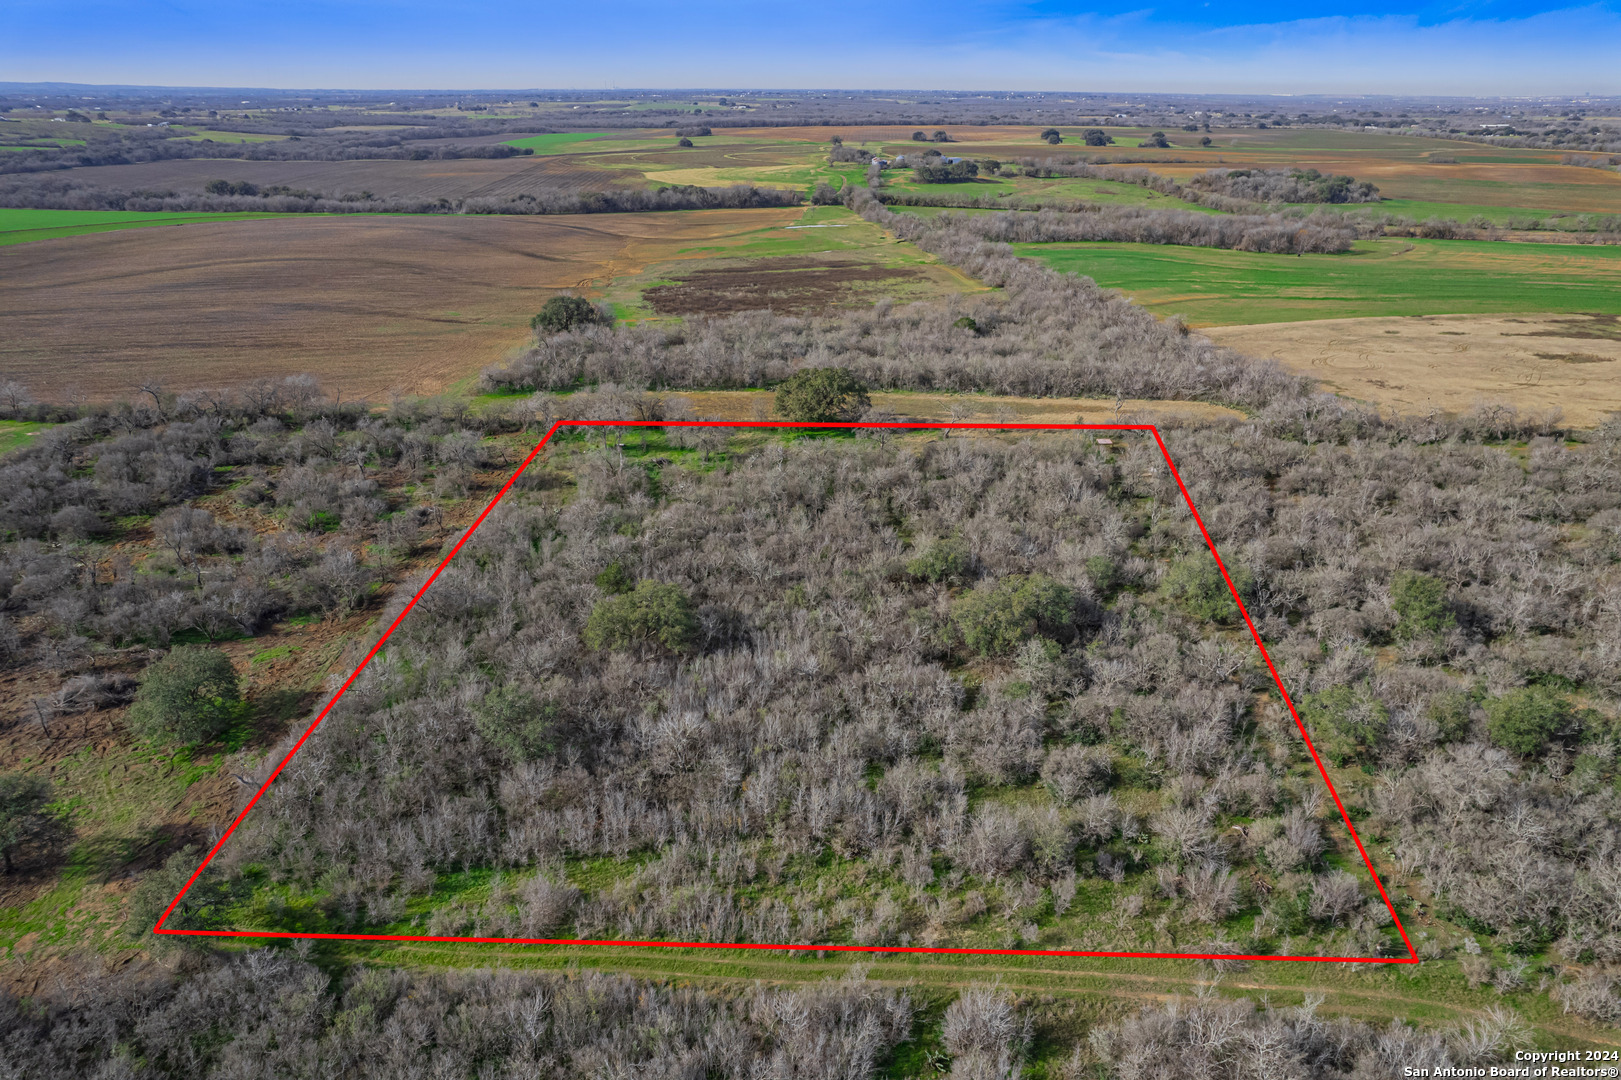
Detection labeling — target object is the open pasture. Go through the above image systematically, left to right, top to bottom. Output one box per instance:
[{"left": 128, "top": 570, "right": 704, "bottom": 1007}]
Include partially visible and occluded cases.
[
  {"left": 0, "top": 208, "right": 815, "bottom": 401},
  {"left": 1016, "top": 237, "right": 1621, "bottom": 326},
  {"left": 1205, "top": 312, "right": 1621, "bottom": 425}
]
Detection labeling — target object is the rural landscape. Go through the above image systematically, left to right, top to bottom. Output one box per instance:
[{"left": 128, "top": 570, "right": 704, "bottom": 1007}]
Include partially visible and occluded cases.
[{"left": 2, "top": 76, "right": 1621, "bottom": 1079}]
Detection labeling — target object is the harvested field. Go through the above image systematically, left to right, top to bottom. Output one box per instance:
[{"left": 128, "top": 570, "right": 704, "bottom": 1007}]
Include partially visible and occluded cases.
[
  {"left": 36, "top": 154, "right": 631, "bottom": 202},
  {"left": 0, "top": 208, "right": 803, "bottom": 401},
  {"left": 1204, "top": 312, "right": 1621, "bottom": 426}
]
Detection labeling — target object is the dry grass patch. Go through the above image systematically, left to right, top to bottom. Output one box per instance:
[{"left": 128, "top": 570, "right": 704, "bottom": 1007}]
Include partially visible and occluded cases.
[{"left": 1204, "top": 313, "right": 1621, "bottom": 425}]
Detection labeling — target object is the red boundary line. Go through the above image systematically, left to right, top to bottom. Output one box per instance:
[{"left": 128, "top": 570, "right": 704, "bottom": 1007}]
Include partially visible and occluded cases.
[{"left": 155, "top": 420, "right": 1417, "bottom": 965}]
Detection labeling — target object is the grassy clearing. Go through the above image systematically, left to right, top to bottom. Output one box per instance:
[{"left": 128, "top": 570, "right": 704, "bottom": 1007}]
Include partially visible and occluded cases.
[
  {"left": 0, "top": 207, "right": 283, "bottom": 247},
  {"left": 1017, "top": 237, "right": 1621, "bottom": 325},
  {"left": 0, "top": 419, "right": 51, "bottom": 456},
  {"left": 0, "top": 739, "right": 229, "bottom": 960}
]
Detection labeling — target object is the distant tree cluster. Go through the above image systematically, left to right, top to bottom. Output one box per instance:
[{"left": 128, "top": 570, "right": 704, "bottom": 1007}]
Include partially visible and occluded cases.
[
  {"left": 828, "top": 145, "right": 873, "bottom": 163},
  {"left": 912, "top": 159, "right": 980, "bottom": 183},
  {"left": 1189, "top": 167, "right": 1382, "bottom": 204}
]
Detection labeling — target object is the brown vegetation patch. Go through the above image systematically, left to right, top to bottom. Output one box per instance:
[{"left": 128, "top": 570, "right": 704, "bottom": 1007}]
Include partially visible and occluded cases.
[
  {"left": 0, "top": 208, "right": 801, "bottom": 401},
  {"left": 644, "top": 258, "right": 928, "bottom": 316},
  {"left": 1203, "top": 312, "right": 1621, "bottom": 425},
  {"left": 1507, "top": 312, "right": 1621, "bottom": 341},
  {"left": 1536, "top": 352, "right": 1613, "bottom": 364}
]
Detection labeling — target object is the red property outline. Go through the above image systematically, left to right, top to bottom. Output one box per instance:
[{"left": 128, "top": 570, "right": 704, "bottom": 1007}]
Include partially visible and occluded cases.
[{"left": 155, "top": 420, "right": 1418, "bottom": 965}]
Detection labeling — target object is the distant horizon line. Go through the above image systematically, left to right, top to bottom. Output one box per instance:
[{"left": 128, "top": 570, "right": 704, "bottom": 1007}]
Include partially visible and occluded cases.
[{"left": 3, "top": 81, "right": 1617, "bottom": 103}]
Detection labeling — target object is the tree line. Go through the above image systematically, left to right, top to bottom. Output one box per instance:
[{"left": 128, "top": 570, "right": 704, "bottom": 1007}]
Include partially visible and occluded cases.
[
  {"left": 0, "top": 174, "right": 803, "bottom": 216},
  {"left": 893, "top": 202, "right": 1359, "bottom": 254}
]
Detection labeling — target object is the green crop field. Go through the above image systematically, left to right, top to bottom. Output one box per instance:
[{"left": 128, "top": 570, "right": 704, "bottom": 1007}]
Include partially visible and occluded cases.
[
  {"left": 503, "top": 131, "right": 687, "bottom": 154},
  {"left": 503, "top": 131, "right": 626, "bottom": 153},
  {"left": 0, "top": 207, "right": 284, "bottom": 246},
  {"left": 1016, "top": 237, "right": 1621, "bottom": 325}
]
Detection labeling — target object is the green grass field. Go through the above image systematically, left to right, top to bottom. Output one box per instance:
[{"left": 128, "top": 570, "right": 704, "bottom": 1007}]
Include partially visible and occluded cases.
[
  {"left": 503, "top": 131, "right": 682, "bottom": 154},
  {"left": 0, "top": 207, "right": 288, "bottom": 246},
  {"left": 1016, "top": 237, "right": 1621, "bottom": 325},
  {"left": 0, "top": 420, "right": 51, "bottom": 456}
]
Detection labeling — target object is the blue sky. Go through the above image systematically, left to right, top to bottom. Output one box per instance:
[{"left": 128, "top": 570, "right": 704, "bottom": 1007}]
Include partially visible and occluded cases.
[{"left": 3, "top": 0, "right": 1617, "bottom": 95}]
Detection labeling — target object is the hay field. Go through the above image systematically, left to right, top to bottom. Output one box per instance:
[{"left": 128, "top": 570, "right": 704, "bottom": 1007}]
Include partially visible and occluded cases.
[
  {"left": 0, "top": 208, "right": 803, "bottom": 401},
  {"left": 1016, "top": 237, "right": 1621, "bottom": 326},
  {"left": 1205, "top": 313, "right": 1621, "bottom": 425}
]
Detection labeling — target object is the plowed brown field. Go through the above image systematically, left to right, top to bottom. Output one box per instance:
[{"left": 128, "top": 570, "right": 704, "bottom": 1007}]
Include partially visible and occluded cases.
[{"left": 0, "top": 208, "right": 801, "bottom": 400}]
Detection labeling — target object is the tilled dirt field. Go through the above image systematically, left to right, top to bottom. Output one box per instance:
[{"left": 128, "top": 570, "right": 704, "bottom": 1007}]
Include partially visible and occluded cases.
[
  {"left": 0, "top": 208, "right": 801, "bottom": 400},
  {"left": 1204, "top": 312, "right": 1621, "bottom": 425}
]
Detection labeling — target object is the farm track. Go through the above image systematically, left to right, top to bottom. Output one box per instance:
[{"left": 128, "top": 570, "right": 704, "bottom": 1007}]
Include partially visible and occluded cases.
[{"left": 334, "top": 941, "right": 1621, "bottom": 1046}]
